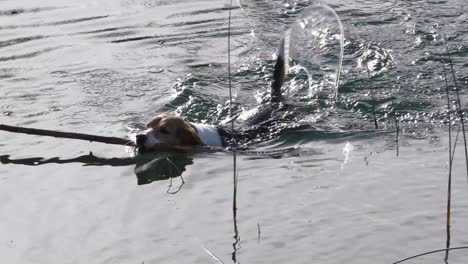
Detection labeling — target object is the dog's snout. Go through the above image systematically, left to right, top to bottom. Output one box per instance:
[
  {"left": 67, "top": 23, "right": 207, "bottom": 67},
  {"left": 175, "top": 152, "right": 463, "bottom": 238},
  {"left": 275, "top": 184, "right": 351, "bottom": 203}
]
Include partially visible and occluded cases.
[{"left": 136, "top": 134, "right": 147, "bottom": 146}]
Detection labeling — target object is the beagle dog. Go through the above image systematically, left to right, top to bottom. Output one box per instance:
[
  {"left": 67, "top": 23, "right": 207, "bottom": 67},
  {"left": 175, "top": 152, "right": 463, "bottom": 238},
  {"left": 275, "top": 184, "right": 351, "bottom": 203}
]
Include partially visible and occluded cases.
[
  {"left": 135, "top": 37, "right": 288, "bottom": 152},
  {"left": 135, "top": 114, "right": 234, "bottom": 151}
]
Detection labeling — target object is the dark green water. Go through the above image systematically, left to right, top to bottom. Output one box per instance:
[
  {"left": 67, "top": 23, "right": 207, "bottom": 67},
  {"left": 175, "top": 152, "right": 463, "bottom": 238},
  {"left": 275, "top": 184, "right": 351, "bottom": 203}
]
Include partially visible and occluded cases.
[{"left": 1, "top": 0, "right": 468, "bottom": 263}]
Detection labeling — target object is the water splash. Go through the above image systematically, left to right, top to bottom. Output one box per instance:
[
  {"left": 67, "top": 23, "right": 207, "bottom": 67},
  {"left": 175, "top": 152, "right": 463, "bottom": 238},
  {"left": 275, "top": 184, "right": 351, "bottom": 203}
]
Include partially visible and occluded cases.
[
  {"left": 286, "top": 1, "right": 344, "bottom": 98},
  {"left": 357, "top": 43, "right": 395, "bottom": 76},
  {"left": 341, "top": 141, "right": 353, "bottom": 169}
]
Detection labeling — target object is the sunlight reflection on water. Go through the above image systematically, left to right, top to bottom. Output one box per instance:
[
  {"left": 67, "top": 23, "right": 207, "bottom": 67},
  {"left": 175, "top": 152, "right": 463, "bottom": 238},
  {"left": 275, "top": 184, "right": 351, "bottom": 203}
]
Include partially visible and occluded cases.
[{"left": 1, "top": 0, "right": 468, "bottom": 263}]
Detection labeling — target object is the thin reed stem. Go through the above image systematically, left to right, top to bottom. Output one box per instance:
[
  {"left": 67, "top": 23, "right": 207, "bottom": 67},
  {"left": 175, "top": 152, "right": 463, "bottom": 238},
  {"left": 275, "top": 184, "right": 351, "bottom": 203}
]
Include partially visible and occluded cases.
[
  {"left": 227, "top": 0, "right": 234, "bottom": 134},
  {"left": 227, "top": 1, "right": 240, "bottom": 263},
  {"left": 445, "top": 44, "right": 468, "bottom": 182},
  {"left": 442, "top": 62, "right": 452, "bottom": 261},
  {"left": 367, "top": 69, "right": 378, "bottom": 129},
  {"left": 394, "top": 113, "right": 399, "bottom": 157},
  {"left": 451, "top": 126, "right": 461, "bottom": 165},
  {"left": 166, "top": 157, "right": 185, "bottom": 194},
  {"left": 232, "top": 169, "right": 240, "bottom": 264},
  {"left": 257, "top": 223, "right": 261, "bottom": 243},
  {"left": 392, "top": 246, "right": 468, "bottom": 264},
  {"left": 203, "top": 247, "right": 225, "bottom": 264}
]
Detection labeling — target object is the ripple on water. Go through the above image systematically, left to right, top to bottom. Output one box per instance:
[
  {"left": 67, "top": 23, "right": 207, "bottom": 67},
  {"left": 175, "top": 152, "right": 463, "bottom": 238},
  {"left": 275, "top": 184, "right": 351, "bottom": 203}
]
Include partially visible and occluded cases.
[
  {"left": 2, "top": 0, "right": 468, "bottom": 263},
  {"left": 0, "top": 6, "right": 60, "bottom": 17},
  {"left": 0, "top": 35, "right": 47, "bottom": 49},
  {"left": 1, "top": 103, "right": 15, "bottom": 116}
]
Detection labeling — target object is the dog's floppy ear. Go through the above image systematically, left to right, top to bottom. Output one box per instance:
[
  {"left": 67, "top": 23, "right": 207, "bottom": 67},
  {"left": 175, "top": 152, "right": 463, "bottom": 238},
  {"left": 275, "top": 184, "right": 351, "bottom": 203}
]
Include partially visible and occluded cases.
[
  {"left": 146, "top": 114, "right": 169, "bottom": 129},
  {"left": 147, "top": 117, "right": 160, "bottom": 129},
  {"left": 177, "top": 125, "right": 204, "bottom": 146}
]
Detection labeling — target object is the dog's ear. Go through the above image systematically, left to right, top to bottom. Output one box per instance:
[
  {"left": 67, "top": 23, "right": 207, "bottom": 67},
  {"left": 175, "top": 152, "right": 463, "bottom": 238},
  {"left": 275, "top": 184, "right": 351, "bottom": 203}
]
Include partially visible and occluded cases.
[
  {"left": 147, "top": 115, "right": 168, "bottom": 129},
  {"left": 147, "top": 117, "right": 160, "bottom": 129},
  {"left": 177, "top": 125, "right": 204, "bottom": 146}
]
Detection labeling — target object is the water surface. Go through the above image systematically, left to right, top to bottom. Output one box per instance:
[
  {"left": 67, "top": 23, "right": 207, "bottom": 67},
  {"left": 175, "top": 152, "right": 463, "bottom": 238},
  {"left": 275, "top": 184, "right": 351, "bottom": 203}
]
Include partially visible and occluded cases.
[{"left": 1, "top": 0, "right": 468, "bottom": 263}]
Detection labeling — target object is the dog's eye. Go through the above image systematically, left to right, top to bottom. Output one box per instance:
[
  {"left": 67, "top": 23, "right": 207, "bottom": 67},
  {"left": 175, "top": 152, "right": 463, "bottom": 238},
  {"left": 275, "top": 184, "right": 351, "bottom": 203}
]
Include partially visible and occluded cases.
[{"left": 160, "top": 127, "right": 169, "bottom": 134}]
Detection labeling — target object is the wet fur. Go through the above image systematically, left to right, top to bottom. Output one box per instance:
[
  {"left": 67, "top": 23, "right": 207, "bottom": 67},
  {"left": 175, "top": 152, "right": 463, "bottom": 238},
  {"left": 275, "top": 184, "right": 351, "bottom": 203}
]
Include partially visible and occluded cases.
[
  {"left": 140, "top": 37, "right": 288, "bottom": 149},
  {"left": 146, "top": 114, "right": 204, "bottom": 146}
]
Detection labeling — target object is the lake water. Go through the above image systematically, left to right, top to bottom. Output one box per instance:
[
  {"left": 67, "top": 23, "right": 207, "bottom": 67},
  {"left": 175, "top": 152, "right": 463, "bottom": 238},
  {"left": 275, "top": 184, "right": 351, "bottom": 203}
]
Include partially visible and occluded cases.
[{"left": 1, "top": 0, "right": 468, "bottom": 263}]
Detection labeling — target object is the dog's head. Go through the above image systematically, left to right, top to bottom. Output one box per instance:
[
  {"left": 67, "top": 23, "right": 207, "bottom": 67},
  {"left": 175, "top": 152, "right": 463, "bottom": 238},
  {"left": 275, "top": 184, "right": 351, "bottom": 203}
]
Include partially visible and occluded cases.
[{"left": 136, "top": 114, "right": 204, "bottom": 152}]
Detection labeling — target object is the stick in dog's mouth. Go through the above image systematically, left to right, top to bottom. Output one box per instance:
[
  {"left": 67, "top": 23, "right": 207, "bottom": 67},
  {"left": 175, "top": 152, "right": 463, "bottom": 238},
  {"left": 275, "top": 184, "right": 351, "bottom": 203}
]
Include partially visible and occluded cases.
[{"left": 135, "top": 129, "right": 160, "bottom": 149}]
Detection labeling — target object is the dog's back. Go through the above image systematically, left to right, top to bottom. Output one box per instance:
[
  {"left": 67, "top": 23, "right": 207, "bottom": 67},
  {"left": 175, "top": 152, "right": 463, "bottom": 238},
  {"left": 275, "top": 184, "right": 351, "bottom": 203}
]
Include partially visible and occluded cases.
[{"left": 224, "top": 37, "right": 300, "bottom": 146}]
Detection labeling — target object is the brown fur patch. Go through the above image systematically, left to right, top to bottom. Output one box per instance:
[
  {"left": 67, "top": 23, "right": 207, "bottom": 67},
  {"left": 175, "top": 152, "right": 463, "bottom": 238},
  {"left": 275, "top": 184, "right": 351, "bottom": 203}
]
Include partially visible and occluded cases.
[{"left": 147, "top": 114, "right": 204, "bottom": 146}]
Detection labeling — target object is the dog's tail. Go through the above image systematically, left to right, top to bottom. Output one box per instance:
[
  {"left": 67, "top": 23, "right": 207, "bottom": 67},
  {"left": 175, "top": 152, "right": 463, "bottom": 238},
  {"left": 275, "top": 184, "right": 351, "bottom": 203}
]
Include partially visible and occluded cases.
[{"left": 270, "top": 34, "right": 289, "bottom": 103}]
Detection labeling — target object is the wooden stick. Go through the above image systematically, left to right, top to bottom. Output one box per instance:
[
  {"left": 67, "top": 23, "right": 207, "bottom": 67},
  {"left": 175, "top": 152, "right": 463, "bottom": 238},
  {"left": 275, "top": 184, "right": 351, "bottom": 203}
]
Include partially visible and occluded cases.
[{"left": 0, "top": 124, "right": 135, "bottom": 147}]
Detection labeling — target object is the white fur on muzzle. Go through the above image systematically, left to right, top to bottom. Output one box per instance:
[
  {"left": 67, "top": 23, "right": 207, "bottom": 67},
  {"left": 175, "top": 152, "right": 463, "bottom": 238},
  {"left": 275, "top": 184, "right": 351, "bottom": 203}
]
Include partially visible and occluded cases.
[{"left": 144, "top": 129, "right": 160, "bottom": 149}]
